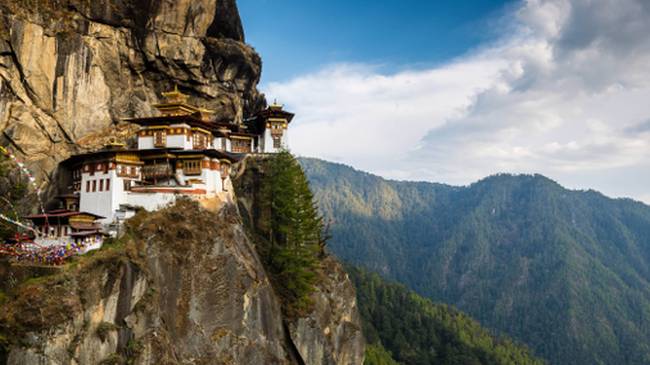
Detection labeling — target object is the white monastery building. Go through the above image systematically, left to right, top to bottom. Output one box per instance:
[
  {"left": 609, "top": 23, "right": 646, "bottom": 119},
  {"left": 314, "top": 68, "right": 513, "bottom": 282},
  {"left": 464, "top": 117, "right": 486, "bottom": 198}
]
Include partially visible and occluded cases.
[{"left": 27, "top": 87, "right": 293, "bottom": 242}]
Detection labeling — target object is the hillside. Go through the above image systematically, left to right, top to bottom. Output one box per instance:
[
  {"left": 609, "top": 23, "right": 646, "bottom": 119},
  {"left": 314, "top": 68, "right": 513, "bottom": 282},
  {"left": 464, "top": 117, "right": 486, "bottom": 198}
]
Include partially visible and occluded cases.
[
  {"left": 300, "top": 157, "right": 650, "bottom": 365},
  {"left": 348, "top": 266, "right": 543, "bottom": 365}
]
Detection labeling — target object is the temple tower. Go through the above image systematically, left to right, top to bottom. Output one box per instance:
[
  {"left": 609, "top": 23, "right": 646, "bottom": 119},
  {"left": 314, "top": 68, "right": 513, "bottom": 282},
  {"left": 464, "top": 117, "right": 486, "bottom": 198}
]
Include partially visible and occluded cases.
[{"left": 259, "top": 102, "right": 294, "bottom": 153}]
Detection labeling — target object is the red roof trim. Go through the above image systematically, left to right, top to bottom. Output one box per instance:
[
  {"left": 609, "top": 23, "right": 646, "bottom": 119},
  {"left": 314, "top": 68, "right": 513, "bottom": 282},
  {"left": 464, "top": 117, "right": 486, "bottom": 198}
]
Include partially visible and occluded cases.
[{"left": 24, "top": 210, "right": 105, "bottom": 220}]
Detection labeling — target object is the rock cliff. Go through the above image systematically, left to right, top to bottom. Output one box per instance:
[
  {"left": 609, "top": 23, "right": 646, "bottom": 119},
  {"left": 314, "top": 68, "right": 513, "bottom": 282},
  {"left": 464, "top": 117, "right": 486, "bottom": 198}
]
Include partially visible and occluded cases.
[
  {"left": 0, "top": 0, "right": 265, "bottom": 185},
  {"left": 0, "top": 1, "right": 366, "bottom": 363},
  {"left": 233, "top": 155, "right": 365, "bottom": 365},
  {"left": 0, "top": 199, "right": 365, "bottom": 364}
]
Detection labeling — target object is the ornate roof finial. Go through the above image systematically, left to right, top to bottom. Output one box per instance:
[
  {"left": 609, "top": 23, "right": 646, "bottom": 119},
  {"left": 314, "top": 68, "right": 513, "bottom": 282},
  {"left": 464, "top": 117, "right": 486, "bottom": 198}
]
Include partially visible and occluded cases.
[
  {"left": 154, "top": 84, "right": 201, "bottom": 116},
  {"left": 161, "top": 84, "right": 189, "bottom": 105},
  {"left": 271, "top": 99, "right": 283, "bottom": 109}
]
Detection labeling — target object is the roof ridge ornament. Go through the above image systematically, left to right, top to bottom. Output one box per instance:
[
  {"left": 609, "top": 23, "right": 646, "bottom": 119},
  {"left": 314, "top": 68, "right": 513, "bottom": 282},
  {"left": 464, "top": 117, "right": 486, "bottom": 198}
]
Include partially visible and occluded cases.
[
  {"left": 161, "top": 84, "right": 189, "bottom": 105},
  {"left": 154, "top": 85, "right": 200, "bottom": 116},
  {"left": 270, "top": 99, "right": 284, "bottom": 110}
]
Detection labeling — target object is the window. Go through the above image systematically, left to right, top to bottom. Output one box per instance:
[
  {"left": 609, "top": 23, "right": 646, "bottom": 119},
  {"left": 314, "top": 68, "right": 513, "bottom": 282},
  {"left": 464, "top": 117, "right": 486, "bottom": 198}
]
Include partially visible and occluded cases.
[
  {"left": 154, "top": 130, "right": 166, "bottom": 147},
  {"left": 193, "top": 133, "right": 207, "bottom": 149},
  {"left": 273, "top": 136, "right": 282, "bottom": 149},
  {"left": 232, "top": 139, "right": 252, "bottom": 153},
  {"left": 183, "top": 160, "right": 202, "bottom": 175},
  {"left": 105, "top": 178, "right": 110, "bottom": 191},
  {"left": 99, "top": 179, "right": 104, "bottom": 191},
  {"left": 92, "top": 180, "right": 97, "bottom": 192},
  {"left": 123, "top": 180, "right": 131, "bottom": 191},
  {"left": 86, "top": 181, "right": 90, "bottom": 192}
]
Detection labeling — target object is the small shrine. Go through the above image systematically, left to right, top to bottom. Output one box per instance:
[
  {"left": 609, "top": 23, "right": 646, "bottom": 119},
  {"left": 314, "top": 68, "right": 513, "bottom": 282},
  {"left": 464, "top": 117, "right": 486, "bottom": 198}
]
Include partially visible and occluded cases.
[{"left": 23, "top": 210, "right": 106, "bottom": 251}]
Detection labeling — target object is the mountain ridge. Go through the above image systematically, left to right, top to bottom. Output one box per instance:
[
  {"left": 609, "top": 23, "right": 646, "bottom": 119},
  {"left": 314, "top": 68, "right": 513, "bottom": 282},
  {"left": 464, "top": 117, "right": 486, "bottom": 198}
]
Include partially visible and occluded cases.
[
  {"left": 300, "top": 156, "right": 650, "bottom": 365},
  {"left": 300, "top": 156, "right": 648, "bottom": 206}
]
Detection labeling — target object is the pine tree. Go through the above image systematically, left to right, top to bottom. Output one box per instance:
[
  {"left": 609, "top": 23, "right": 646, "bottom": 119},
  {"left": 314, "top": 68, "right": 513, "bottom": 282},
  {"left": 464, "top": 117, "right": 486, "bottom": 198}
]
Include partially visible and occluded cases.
[{"left": 259, "top": 151, "right": 325, "bottom": 315}]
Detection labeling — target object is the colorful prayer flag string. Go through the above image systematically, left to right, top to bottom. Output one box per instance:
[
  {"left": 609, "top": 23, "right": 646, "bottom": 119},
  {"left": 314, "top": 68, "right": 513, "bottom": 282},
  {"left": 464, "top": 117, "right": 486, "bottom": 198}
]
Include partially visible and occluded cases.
[
  {"left": 0, "top": 145, "right": 48, "bottom": 235},
  {"left": 0, "top": 213, "right": 37, "bottom": 232}
]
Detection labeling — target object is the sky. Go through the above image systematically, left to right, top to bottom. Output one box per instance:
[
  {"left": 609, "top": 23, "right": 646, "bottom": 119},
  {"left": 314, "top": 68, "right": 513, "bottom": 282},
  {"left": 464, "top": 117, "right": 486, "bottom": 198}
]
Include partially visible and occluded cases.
[{"left": 239, "top": 0, "right": 650, "bottom": 203}]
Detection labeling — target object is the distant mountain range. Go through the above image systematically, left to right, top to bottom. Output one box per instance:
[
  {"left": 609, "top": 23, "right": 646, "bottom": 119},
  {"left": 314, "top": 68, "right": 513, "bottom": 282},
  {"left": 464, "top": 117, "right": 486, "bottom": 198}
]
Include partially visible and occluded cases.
[{"left": 300, "top": 157, "right": 650, "bottom": 365}]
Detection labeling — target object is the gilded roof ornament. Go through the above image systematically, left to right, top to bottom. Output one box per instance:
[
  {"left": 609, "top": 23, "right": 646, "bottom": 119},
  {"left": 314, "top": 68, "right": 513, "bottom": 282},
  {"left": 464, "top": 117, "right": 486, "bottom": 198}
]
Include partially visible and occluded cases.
[
  {"left": 161, "top": 85, "right": 189, "bottom": 104},
  {"left": 270, "top": 99, "right": 284, "bottom": 110}
]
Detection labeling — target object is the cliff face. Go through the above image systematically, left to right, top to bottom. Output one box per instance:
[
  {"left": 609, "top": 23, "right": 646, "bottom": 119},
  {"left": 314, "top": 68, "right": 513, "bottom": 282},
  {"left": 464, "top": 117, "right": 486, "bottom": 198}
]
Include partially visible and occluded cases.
[
  {"left": 0, "top": 0, "right": 265, "bottom": 184},
  {"left": 0, "top": 2, "right": 366, "bottom": 363},
  {"left": 233, "top": 156, "right": 366, "bottom": 365},
  {"left": 0, "top": 199, "right": 365, "bottom": 364}
]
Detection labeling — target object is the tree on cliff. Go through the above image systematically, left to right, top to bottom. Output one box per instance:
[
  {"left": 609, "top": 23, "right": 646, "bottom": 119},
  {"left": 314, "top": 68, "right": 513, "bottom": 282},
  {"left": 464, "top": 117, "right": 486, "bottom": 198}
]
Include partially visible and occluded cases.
[
  {"left": 259, "top": 151, "right": 326, "bottom": 315},
  {"left": 0, "top": 155, "right": 34, "bottom": 241}
]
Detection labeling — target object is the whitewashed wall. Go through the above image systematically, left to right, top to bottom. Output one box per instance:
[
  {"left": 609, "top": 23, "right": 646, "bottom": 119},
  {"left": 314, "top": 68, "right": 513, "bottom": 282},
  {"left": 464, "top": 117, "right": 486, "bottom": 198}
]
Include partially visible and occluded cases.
[
  {"left": 137, "top": 135, "right": 154, "bottom": 150},
  {"left": 80, "top": 170, "right": 116, "bottom": 223},
  {"left": 127, "top": 192, "right": 177, "bottom": 212}
]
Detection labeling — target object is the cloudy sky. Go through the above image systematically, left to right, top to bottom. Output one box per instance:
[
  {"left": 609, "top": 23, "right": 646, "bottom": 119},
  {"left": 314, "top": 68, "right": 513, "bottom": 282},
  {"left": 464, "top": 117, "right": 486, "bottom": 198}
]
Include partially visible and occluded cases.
[{"left": 240, "top": 0, "right": 650, "bottom": 203}]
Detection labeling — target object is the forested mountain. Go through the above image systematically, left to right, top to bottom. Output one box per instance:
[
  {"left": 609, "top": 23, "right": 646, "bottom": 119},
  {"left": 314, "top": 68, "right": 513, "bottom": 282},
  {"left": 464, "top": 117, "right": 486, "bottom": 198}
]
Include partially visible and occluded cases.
[
  {"left": 300, "top": 158, "right": 650, "bottom": 365},
  {"left": 348, "top": 266, "right": 543, "bottom": 365}
]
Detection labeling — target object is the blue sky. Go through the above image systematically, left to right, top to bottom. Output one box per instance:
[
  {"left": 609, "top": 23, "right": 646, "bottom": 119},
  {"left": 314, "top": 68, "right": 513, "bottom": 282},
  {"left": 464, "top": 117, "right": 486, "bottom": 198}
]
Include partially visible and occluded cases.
[
  {"left": 239, "top": 0, "right": 650, "bottom": 204},
  {"left": 239, "top": 0, "right": 516, "bottom": 82}
]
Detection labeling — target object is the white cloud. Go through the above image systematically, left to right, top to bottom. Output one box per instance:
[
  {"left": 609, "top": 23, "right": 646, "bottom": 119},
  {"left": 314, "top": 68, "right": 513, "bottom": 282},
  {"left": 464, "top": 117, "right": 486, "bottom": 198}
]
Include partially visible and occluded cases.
[{"left": 264, "top": 0, "right": 650, "bottom": 203}]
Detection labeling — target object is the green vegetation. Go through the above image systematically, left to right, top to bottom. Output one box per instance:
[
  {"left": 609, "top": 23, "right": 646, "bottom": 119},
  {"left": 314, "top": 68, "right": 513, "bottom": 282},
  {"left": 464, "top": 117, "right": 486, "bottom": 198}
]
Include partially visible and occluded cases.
[
  {"left": 254, "top": 152, "right": 327, "bottom": 316},
  {"left": 0, "top": 154, "right": 36, "bottom": 241},
  {"left": 301, "top": 157, "right": 650, "bottom": 365},
  {"left": 0, "top": 232, "right": 136, "bottom": 349},
  {"left": 351, "top": 266, "right": 543, "bottom": 365},
  {"left": 96, "top": 321, "right": 118, "bottom": 342},
  {"left": 365, "top": 343, "right": 400, "bottom": 365},
  {"left": 99, "top": 353, "right": 124, "bottom": 365}
]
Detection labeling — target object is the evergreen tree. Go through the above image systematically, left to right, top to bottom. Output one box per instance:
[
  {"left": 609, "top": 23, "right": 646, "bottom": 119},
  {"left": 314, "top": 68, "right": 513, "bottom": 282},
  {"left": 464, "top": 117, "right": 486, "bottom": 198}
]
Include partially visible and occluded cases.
[
  {"left": 259, "top": 151, "right": 325, "bottom": 315},
  {"left": 300, "top": 157, "right": 650, "bottom": 365},
  {"left": 350, "top": 266, "right": 545, "bottom": 365},
  {"left": 365, "top": 344, "right": 400, "bottom": 365}
]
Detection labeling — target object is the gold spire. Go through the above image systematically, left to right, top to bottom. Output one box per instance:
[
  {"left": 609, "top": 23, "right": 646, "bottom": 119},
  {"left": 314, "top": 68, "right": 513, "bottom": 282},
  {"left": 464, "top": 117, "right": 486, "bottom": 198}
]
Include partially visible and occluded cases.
[
  {"left": 161, "top": 84, "right": 189, "bottom": 104},
  {"left": 154, "top": 85, "right": 200, "bottom": 116},
  {"left": 270, "top": 99, "right": 283, "bottom": 110}
]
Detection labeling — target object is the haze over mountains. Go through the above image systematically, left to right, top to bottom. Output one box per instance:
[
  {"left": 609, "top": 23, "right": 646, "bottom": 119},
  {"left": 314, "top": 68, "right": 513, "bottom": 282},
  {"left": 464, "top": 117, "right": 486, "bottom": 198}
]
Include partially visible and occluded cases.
[{"left": 300, "top": 157, "right": 650, "bottom": 365}]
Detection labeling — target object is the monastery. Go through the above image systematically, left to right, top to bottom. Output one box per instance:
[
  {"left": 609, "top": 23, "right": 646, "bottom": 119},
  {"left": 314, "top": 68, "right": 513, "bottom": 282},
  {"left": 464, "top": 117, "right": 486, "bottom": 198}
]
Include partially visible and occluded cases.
[{"left": 20, "top": 88, "right": 293, "bottom": 254}]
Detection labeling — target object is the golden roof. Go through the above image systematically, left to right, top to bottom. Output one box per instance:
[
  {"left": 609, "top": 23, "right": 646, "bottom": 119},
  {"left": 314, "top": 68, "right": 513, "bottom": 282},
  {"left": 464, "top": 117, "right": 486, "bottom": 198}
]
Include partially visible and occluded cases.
[
  {"left": 153, "top": 85, "right": 205, "bottom": 117},
  {"left": 161, "top": 85, "right": 189, "bottom": 104},
  {"left": 270, "top": 99, "right": 284, "bottom": 110}
]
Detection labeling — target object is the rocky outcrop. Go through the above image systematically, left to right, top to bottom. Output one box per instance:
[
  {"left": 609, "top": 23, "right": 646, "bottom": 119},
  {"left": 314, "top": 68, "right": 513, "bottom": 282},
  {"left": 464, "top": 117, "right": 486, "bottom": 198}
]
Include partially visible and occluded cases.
[
  {"left": 0, "top": 0, "right": 265, "bottom": 185},
  {"left": 233, "top": 155, "right": 366, "bottom": 365},
  {"left": 0, "top": 199, "right": 364, "bottom": 364},
  {"left": 288, "top": 256, "right": 365, "bottom": 365}
]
